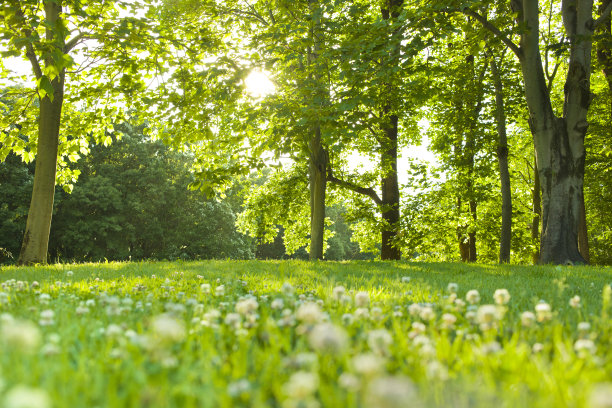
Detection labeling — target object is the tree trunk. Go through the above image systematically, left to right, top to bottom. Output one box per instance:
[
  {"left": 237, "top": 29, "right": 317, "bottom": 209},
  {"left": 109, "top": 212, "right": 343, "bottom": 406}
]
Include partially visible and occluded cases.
[
  {"left": 307, "top": 0, "right": 326, "bottom": 261},
  {"left": 513, "top": 0, "right": 591, "bottom": 264},
  {"left": 18, "top": 1, "right": 65, "bottom": 265},
  {"left": 490, "top": 55, "right": 512, "bottom": 263},
  {"left": 380, "top": 114, "right": 401, "bottom": 260},
  {"left": 309, "top": 127, "right": 327, "bottom": 260},
  {"left": 531, "top": 161, "right": 541, "bottom": 264}
]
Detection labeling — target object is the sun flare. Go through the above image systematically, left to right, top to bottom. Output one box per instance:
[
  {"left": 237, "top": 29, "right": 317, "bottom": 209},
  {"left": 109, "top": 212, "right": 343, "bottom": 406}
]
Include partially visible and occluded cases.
[{"left": 244, "top": 70, "right": 275, "bottom": 98}]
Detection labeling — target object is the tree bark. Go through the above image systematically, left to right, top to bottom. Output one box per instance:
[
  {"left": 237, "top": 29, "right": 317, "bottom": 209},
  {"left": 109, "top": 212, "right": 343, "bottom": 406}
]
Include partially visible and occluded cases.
[
  {"left": 18, "top": 1, "right": 65, "bottom": 265},
  {"left": 490, "top": 55, "right": 512, "bottom": 263},
  {"left": 380, "top": 113, "right": 401, "bottom": 260},
  {"left": 531, "top": 161, "right": 541, "bottom": 264}
]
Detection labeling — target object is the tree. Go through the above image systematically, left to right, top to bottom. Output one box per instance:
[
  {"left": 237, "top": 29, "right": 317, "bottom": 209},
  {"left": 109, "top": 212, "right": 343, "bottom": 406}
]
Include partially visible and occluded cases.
[
  {"left": 0, "top": 0, "right": 159, "bottom": 264},
  {"left": 462, "top": 0, "right": 612, "bottom": 264}
]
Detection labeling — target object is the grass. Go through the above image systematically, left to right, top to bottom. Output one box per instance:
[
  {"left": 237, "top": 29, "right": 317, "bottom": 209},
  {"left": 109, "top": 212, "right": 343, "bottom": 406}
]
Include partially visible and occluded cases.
[{"left": 0, "top": 260, "right": 611, "bottom": 407}]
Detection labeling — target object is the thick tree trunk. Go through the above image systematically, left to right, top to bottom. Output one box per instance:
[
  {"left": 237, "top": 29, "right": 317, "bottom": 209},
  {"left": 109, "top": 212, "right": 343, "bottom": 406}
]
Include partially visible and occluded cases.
[
  {"left": 513, "top": 0, "right": 590, "bottom": 264},
  {"left": 18, "top": 1, "right": 65, "bottom": 265},
  {"left": 490, "top": 55, "right": 512, "bottom": 263},
  {"left": 380, "top": 114, "right": 401, "bottom": 260},
  {"left": 309, "top": 127, "right": 327, "bottom": 260}
]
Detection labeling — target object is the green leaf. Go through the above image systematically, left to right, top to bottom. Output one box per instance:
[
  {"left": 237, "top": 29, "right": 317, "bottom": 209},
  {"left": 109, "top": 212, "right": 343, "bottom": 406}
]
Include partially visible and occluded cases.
[{"left": 37, "top": 75, "right": 55, "bottom": 101}]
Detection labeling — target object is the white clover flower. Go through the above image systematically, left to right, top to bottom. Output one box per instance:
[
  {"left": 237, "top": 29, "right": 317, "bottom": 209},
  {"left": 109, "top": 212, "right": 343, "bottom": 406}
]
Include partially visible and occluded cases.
[
  {"left": 66, "top": 270, "right": 74, "bottom": 277},
  {"left": 401, "top": 276, "right": 411, "bottom": 283},
  {"left": 281, "top": 282, "right": 294, "bottom": 296},
  {"left": 200, "top": 283, "right": 211, "bottom": 294},
  {"left": 447, "top": 283, "right": 458, "bottom": 294},
  {"left": 215, "top": 285, "right": 225, "bottom": 296},
  {"left": 332, "top": 285, "right": 346, "bottom": 300},
  {"left": 493, "top": 289, "right": 511, "bottom": 305},
  {"left": 466, "top": 290, "right": 480, "bottom": 304},
  {"left": 355, "top": 291, "right": 370, "bottom": 307},
  {"left": 38, "top": 293, "right": 51, "bottom": 305},
  {"left": 340, "top": 294, "right": 352, "bottom": 306},
  {"left": 569, "top": 295, "right": 581, "bottom": 308},
  {"left": 235, "top": 297, "right": 259, "bottom": 316},
  {"left": 271, "top": 298, "right": 284, "bottom": 310},
  {"left": 85, "top": 299, "right": 96, "bottom": 307},
  {"left": 76, "top": 302, "right": 90, "bottom": 315},
  {"left": 296, "top": 302, "right": 322, "bottom": 324},
  {"left": 535, "top": 302, "right": 552, "bottom": 322},
  {"left": 408, "top": 303, "right": 422, "bottom": 316},
  {"left": 476, "top": 305, "right": 500, "bottom": 331},
  {"left": 419, "top": 306, "right": 435, "bottom": 321},
  {"left": 354, "top": 307, "right": 369, "bottom": 320},
  {"left": 370, "top": 307, "right": 384, "bottom": 322},
  {"left": 39, "top": 309, "right": 55, "bottom": 326},
  {"left": 521, "top": 311, "right": 536, "bottom": 327},
  {"left": 150, "top": 313, "right": 186, "bottom": 344},
  {"left": 224, "top": 313, "right": 242, "bottom": 329},
  {"left": 341, "top": 313, "right": 354, "bottom": 326},
  {"left": 441, "top": 313, "right": 457, "bottom": 329},
  {"left": 1, "top": 319, "right": 41, "bottom": 353},
  {"left": 411, "top": 321, "right": 427, "bottom": 334},
  {"left": 578, "top": 321, "right": 591, "bottom": 333},
  {"left": 308, "top": 323, "right": 348, "bottom": 354},
  {"left": 106, "top": 324, "right": 123, "bottom": 338},
  {"left": 367, "top": 329, "right": 393, "bottom": 356},
  {"left": 574, "top": 339, "right": 596, "bottom": 356},
  {"left": 532, "top": 343, "right": 544, "bottom": 353},
  {"left": 352, "top": 353, "right": 386, "bottom": 377},
  {"left": 283, "top": 371, "right": 319, "bottom": 399},
  {"left": 338, "top": 372, "right": 360, "bottom": 391},
  {"left": 365, "top": 376, "right": 418, "bottom": 408},
  {"left": 227, "top": 379, "right": 251, "bottom": 398},
  {"left": 589, "top": 383, "right": 612, "bottom": 408},
  {"left": 4, "top": 385, "right": 51, "bottom": 408}
]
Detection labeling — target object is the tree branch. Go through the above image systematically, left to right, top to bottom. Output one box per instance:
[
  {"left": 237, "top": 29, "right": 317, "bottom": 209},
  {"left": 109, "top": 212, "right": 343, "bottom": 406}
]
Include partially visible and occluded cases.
[
  {"left": 594, "top": 1, "right": 612, "bottom": 28},
  {"left": 463, "top": 8, "right": 522, "bottom": 59},
  {"left": 64, "top": 32, "right": 87, "bottom": 53},
  {"left": 327, "top": 169, "right": 382, "bottom": 206}
]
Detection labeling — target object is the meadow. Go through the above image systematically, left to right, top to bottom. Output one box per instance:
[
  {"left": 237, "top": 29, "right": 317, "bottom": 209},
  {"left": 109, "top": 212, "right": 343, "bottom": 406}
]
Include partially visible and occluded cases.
[{"left": 0, "top": 261, "right": 611, "bottom": 408}]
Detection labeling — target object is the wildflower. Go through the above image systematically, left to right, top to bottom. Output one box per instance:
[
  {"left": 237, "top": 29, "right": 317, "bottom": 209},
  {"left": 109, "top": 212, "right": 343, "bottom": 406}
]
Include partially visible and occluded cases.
[
  {"left": 66, "top": 270, "right": 74, "bottom": 277},
  {"left": 401, "top": 276, "right": 411, "bottom": 283},
  {"left": 31, "top": 281, "right": 39, "bottom": 289},
  {"left": 281, "top": 282, "right": 294, "bottom": 296},
  {"left": 200, "top": 283, "right": 211, "bottom": 294},
  {"left": 447, "top": 283, "right": 458, "bottom": 294},
  {"left": 215, "top": 285, "right": 225, "bottom": 296},
  {"left": 332, "top": 285, "right": 346, "bottom": 300},
  {"left": 493, "top": 289, "right": 511, "bottom": 305},
  {"left": 466, "top": 290, "right": 480, "bottom": 304},
  {"left": 355, "top": 291, "right": 370, "bottom": 307},
  {"left": 38, "top": 293, "right": 51, "bottom": 305},
  {"left": 340, "top": 294, "right": 352, "bottom": 306},
  {"left": 569, "top": 295, "right": 581, "bottom": 308},
  {"left": 235, "top": 297, "right": 259, "bottom": 316},
  {"left": 271, "top": 298, "right": 284, "bottom": 310},
  {"left": 76, "top": 302, "right": 90, "bottom": 315},
  {"left": 296, "top": 302, "right": 322, "bottom": 324},
  {"left": 535, "top": 302, "right": 552, "bottom": 322},
  {"left": 408, "top": 303, "right": 422, "bottom": 316},
  {"left": 476, "top": 305, "right": 499, "bottom": 331},
  {"left": 419, "top": 306, "right": 435, "bottom": 321},
  {"left": 354, "top": 307, "right": 369, "bottom": 320},
  {"left": 370, "top": 307, "right": 384, "bottom": 322},
  {"left": 39, "top": 310, "right": 55, "bottom": 326},
  {"left": 521, "top": 311, "right": 536, "bottom": 328},
  {"left": 224, "top": 313, "right": 242, "bottom": 329},
  {"left": 341, "top": 313, "right": 354, "bottom": 325},
  {"left": 441, "top": 313, "right": 457, "bottom": 329},
  {"left": 150, "top": 314, "right": 186, "bottom": 344},
  {"left": 1, "top": 319, "right": 41, "bottom": 353},
  {"left": 411, "top": 321, "right": 427, "bottom": 335},
  {"left": 578, "top": 321, "right": 591, "bottom": 333},
  {"left": 308, "top": 323, "right": 348, "bottom": 354},
  {"left": 106, "top": 324, "right": 123, "bottom": 338},
  {"left": 367, "top": 329, "right": 393, "bottom": 355},
  {"left": 574, "top": 339, "right": 596, "bottom": 356},
  {"left": 532, "top": 343, "right": 544, "bottom": 353},
  {"left": 352, "top": 353, "right": 386, "bottom": 377},
  {"left": 283, "top": 371, "right": 319, "bottom": 399},
  {"left": 338, "top": 373, "right": 360, "bottom": 391},
  {"left": 365, "top": 376, "right": 418, "bottom": 408},
  {"left": 227, "top": 379, "right": 251, "bottom": 398},
  {"left": 589, "top": 383, "right": 612, "bottom": 408},
  {"left": 3, "top": 385, "right": 51, "bottom": 408}
]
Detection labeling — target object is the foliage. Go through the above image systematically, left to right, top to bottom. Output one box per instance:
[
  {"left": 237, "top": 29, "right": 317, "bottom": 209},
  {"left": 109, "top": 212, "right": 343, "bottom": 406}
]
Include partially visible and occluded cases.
[{"left": 0, "top": 261, "right": 611, "bottom": 407}]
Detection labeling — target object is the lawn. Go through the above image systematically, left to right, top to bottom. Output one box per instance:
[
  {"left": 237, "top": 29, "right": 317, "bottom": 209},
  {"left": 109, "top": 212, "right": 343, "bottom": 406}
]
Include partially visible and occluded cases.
[{"left": 0, "top": 261, "right": 611, "bottom": 407}]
